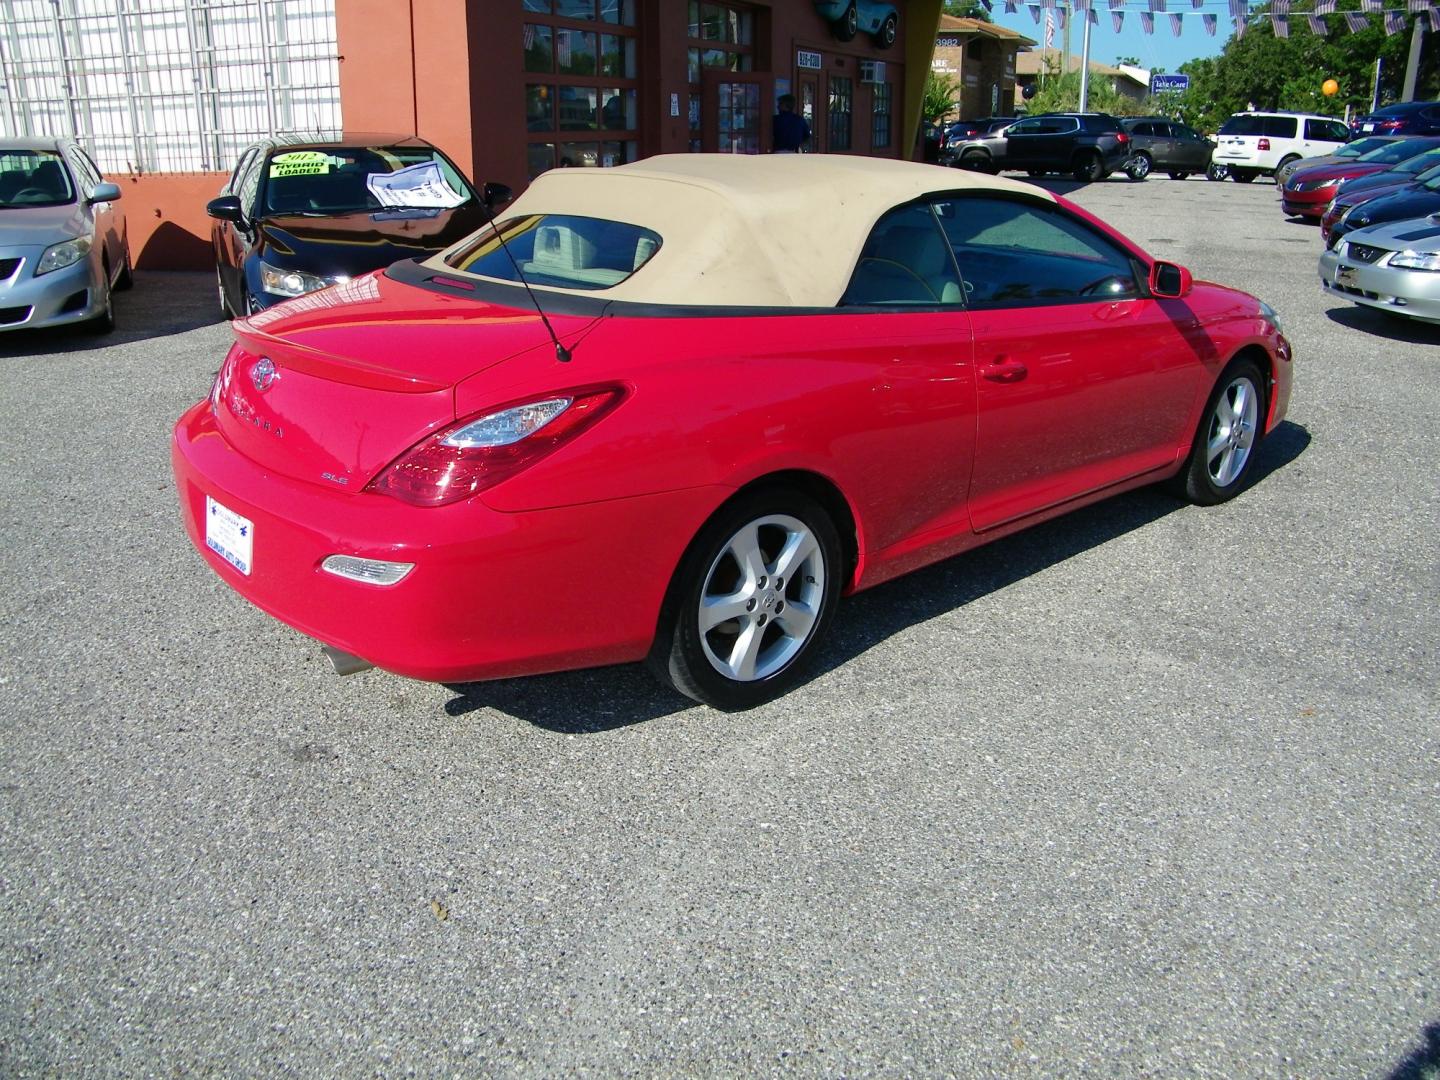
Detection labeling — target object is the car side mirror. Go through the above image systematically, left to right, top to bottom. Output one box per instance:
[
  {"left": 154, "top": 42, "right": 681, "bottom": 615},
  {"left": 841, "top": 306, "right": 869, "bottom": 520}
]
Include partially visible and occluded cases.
[
  {"left": 88, "top": 181, "right": 122, "bottom": 203},
  {"left": 481, "top": 182, "right": 513, "bottom": 211},
  {"left": 206, "top": 194, "right": 246, "bottom": 225},
  {"left": 1150, "top": 260, "right": 1193, "bottom": 299}
]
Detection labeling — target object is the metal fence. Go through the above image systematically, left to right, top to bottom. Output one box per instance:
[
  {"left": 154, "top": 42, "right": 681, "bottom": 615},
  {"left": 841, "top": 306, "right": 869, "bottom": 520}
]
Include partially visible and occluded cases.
[{"left": 0, "top": 0, "right": 340, "bottom": 175}]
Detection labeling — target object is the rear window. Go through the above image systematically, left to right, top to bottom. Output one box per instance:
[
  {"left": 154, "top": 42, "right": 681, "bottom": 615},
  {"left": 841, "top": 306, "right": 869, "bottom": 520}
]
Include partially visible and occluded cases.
[
  {"left": 1220, "top": 114, "right": 1266, "bottom": 136},
  {"left": 444, "top": 214, "right": 662, "bottom": 290}
]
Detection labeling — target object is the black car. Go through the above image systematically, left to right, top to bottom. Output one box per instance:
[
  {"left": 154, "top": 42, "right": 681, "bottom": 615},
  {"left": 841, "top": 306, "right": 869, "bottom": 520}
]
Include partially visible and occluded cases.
[
  {"left": 1351, "top": 101, "right": 1440, "bottom": 138},
  {"left": 948, "top": 113, "right": 1132, "bottom": 182},
  {"left": 1120, "top": 117, "right": 1215, "bottom": 180},
  {"left": 206, "top": 133, "right": 489, "bottom": 315},
  {"left": 1327, "top": 171, "right": 1440, "bottom": 247}
]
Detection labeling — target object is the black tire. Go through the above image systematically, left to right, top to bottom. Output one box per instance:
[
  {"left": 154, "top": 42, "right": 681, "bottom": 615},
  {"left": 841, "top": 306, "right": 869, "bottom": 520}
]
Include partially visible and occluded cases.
[
  {"left": 835, "top": 2, "right": 858, "bottom": 41},
  {"left": 876, "top": 12, "right": 897, "bottom": 47},
  {"left": 960, "top": 150, "right": 993, "bottom": 173},
  {"left": 1072, "top": 151, "right": 1104, "bottom": 182},
  {"left": 1126, "top": 152, "right": 1152, "bottom": 180},
  {"left": 1275, "top": 154, "right": 1301, "bottom": 178},
  {"left": 1206, "top": 162, "right": 1229, "bottom": 182},
  {"left": 1230, "top": 168, "right": 1257, "bottom": 183},
  {"left": 1169, "top": 172, "right": 1190, "bottom": 180},
  {"left": 114, "top": 239, "right": 133, "bottom": 291},
  {"left": 1171, "top": 358, "right": 1267, "bottom": 505},
  {"left": 648, "top": 487, "right": 843, "bottom": 710}
]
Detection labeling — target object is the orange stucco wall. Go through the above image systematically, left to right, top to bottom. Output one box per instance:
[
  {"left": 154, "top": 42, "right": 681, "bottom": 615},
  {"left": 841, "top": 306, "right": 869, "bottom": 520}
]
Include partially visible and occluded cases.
[{"left": 118, "top": 171, "right": 225, "bottom": 271}]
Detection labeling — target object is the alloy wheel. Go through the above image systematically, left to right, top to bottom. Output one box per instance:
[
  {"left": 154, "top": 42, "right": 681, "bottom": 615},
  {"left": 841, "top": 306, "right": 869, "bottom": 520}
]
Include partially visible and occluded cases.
[
  {"left": 1205, "top": 376, "right": 1259, "bottom": 487},
  {"left": 697, "top": 513, "right": 826, "bottom": 682}
]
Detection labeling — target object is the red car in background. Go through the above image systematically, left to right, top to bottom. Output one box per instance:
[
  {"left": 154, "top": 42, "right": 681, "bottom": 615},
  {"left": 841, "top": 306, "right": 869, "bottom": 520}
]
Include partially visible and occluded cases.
[
  {"left": 1280, "top": 137, "right": 1440, "bottom": 220},
  {"left": 172, "top": 155, "right": 1292, "bottom": 710}
]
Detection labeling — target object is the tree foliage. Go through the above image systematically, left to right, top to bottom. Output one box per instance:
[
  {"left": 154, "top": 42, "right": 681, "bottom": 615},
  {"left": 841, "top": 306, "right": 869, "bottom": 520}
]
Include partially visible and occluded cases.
[
  {"left": 943, "top": 0, "right": 993, "bottom": 23},
  {"left": 1174, "top": 4, "right": 1439, "bottom": 132},
  {"left": 1024, "top": 61, "right": 1156, "bottom": 116},
  {"left": 924, "top": 70, "right": 961, "bottom": 121}
]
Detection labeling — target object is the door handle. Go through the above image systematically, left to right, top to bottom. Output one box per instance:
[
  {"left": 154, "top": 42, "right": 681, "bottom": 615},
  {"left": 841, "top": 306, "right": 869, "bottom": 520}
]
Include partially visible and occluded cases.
[{"left": 980, "top": 358, "right": 1028, "bottom": 383}]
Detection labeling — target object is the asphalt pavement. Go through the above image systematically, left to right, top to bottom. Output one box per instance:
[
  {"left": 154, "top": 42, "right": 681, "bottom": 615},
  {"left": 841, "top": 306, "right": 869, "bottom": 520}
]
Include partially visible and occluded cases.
[{"left": 1, "top": 174, "right": 1436, "bottom": 1078}]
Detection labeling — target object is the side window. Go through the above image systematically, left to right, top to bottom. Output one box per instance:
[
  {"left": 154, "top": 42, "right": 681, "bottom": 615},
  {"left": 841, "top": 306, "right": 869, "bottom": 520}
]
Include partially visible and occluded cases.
[
  {"left": 1265, "top": 116, "right": 1297, "bottom": 139},
  {"left": 1007, "top": 118, "right": 1042, "bottom": 135},
  {"left": 1305, "top": 118, "right": 1335, "bottom": 141},
  {"left": 1137, "top": 122, "right": 1159, "bottom": 137},
  {"left": 1176, "top": 124, "right": 1200, "bottom": 141},
  {"left": 226, "top": 147, "right": 257, "bottom": 195},
  {"left": 65, "top": 148, "right": 98, "bottom": 192},
  {"left": 237, "top": 149, "right": 266, "bottom": 216},
  {"left": 932, "top": 197, "right": 1141, "bottom": 309},
  {"left": 840, "top": 203, "right": 964, "bottom": 307}
]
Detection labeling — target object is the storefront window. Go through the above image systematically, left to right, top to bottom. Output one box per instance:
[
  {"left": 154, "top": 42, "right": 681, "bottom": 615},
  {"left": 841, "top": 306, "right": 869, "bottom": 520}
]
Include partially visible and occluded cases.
[
  {"left": 685, "top": 0, "right": 757, "bottom": 152},
  {"left": 524, "top": 1, "right": 639, "bottom": 176},
  {"left": 829, "top": 76, "right": 852, "bottom": 152},
  {"left": 872, "top": 82, "right": 892, "bottom": 149}
]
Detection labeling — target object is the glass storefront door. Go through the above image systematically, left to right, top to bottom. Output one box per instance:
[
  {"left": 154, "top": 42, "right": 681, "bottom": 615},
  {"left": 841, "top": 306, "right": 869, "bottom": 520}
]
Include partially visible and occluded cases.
[{"left": 700, "top": 70, "right": 772, "bottom": 154}]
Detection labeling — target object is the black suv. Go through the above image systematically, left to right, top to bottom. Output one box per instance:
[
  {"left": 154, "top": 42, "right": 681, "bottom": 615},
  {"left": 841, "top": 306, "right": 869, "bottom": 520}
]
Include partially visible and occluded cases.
[
  {"left": 948, "top": 113, "right": 1133, "bottom": 181},
  {"left": 1120, "top": 117, "right": 1215, "bottom": 180}
]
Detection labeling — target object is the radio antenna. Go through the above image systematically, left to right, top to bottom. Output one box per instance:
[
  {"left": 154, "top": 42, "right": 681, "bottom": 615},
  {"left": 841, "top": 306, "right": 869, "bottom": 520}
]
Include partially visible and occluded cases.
[{"left": 479, "top": 183, "right": 571, "bottom": 363}]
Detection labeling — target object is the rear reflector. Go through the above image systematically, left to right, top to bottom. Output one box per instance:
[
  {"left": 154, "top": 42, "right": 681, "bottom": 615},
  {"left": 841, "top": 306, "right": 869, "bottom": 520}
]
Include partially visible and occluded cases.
[{"left": 321, "top": 554, "right": 415, "bottom": 586}]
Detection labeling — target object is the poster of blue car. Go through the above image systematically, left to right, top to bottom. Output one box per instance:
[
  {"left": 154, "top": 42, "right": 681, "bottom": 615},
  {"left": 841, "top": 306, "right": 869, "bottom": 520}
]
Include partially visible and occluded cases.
[{"left": 814, "top": 0, "right": 899, "bottom": 47}]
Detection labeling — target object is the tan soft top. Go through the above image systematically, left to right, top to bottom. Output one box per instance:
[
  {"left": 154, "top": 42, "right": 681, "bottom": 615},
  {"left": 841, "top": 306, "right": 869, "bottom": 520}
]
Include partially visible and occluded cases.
[{"left": 426, "top": 154, "right": 1053, "bottom": 308}]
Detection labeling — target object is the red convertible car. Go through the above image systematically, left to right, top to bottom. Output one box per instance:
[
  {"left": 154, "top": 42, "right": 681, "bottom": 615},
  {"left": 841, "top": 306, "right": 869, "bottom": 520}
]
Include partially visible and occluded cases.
[{"left": 172, "top": 155, "right": 1292, "bottom": 709}]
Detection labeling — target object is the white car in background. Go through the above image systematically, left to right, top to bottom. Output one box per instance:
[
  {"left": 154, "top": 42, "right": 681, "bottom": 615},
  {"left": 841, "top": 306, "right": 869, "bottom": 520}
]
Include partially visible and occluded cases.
[
  {"left": 1211, "top": 111, "right": 1352, "bottom": 184},
  {"left": 0, "top": 137, "right": 131, "bottom": 333}
]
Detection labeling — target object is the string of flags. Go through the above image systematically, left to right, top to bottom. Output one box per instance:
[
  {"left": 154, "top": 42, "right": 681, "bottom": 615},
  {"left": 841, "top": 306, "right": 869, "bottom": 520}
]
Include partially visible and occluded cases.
[{"left": 993, "top": 0, "right": 1438, "bottom": 36}]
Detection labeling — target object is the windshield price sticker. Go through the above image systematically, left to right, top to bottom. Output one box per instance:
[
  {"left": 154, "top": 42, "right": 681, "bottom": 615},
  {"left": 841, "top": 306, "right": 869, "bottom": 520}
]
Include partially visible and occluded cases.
[
  {"left": 269, "top": 151, "right": 332, "bottom": 178},
  {"left": 366, "top": 161, "right": 465, "bottom": 209}
]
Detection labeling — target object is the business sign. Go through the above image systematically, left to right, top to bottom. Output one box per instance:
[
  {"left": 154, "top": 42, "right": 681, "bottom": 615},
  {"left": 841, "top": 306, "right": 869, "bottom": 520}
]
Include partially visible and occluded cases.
[
  {"left": 797, "top": 49, "right": 822, "bottom": 70},
  {"left": 1150, "top": 73, "right": 1190, "bottom": 93}
]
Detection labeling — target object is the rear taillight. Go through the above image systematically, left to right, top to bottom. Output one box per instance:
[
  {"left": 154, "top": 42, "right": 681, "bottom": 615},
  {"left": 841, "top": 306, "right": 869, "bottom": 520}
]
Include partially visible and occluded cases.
[
  {"left": 1381, "top": 119, "right": 1403, "bottom": 129},
  {"left": 1116, "top": 132, "right": 1130, "bottom": 145},
  {"left": 1258, "top": 137, "right": 1271, "bottom": 151},
  {"left": 370, "top": 387, "right": 626, "bottom": 507}
]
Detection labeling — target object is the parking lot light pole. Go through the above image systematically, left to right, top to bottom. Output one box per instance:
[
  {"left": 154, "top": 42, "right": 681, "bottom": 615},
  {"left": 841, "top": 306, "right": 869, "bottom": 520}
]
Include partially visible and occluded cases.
[{"left": 1078, "top": 6, "right": 1092, "bottom": 112}]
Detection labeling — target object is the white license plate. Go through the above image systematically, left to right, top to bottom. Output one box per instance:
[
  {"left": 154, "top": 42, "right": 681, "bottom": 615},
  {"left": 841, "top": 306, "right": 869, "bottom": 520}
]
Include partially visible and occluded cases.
[
  {"left": 1361, "top": 123, "right": 1375, "bottom": 133},
  {"left": 205, "top": 495, "right": 253, "bottom": 576}
]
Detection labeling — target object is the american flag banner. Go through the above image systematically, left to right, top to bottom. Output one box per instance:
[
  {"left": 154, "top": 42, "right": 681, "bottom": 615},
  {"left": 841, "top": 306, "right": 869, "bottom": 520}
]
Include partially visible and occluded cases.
[
  {"left": 979, "top": 0, "right": 994, "bottom": 10},
  {"left": 1005, "top": 0, "right": 1018, "bottom": 12},
  {"left": 1074, "top": 0, "right": 1091, "bottom": 12},
  {"left": 1111, "top": 0, "right": 1126, "bottom": 10},
  {"left": 1149, "top": 0, "right": 1166, "bottom": 12},
  {"left": 1192, "top": 0, "right": 1203, "bottom": 8},
  {"left": 1229, "top": 0, "right": 1247, "bottom": 18},
  {"left": 1271, "top": 0, "right": 1288, "bottom": 14},
  {"left": 1314, "top": 0, "right": 1335, "bottom": 13},
  {"left": 1360, "top": 0, "right": 1381, "bottom": 12},
  {"left": 1408, "top": 0, "right": 1428, "bottom": 13},
  {"left": 1030, "top": 5, "right": 1042, "bottom": 25},
  {"left": 1431, "top": 6, "right": 1440, "bottom": 29},
  {"left": 1057, "top": 7, "right": 1068, "bottom": 29},
  {"left": 1383, "top": 8, "right": 1405, "bottom": 30},
  {"left": 1045, "top": 9, "right": 1055, "bottom": 41},
  {"left": 1090, "top": 9, "right": 1100, "bottom": 23},
  {"left": 1112, "top": 9, "right": 1126, "bottom": 28},
  {"left": 1140, "top": 9, "right": 1155, "bottom": 30},
  {"left": 1344, "top": 10, "right": 1369, "bottom": 29},
  {"left": 1169, "top": 11, "right": 1184, "bottom": 32},
  {"left": 1203, "top": 12, "right": 1218, "bottom": 32},
  {"left": 1271, "top": 12, "right": 1289, "bottom": 34},
  {"left": 1307, "top": 13, "right": 1327, "bottom": 32},
  {"left": 557, "top": 29, "right": 572, "bottom": 67}
]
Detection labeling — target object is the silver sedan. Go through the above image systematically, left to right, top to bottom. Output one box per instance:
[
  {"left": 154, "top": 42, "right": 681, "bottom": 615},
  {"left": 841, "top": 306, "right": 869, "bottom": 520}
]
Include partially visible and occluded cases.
[
  {"left": 0, "top": 137, "right": 131, "bottom": 333},
  {"left": 1318, "top": 215, "right": 1440, "bottom": 325}
]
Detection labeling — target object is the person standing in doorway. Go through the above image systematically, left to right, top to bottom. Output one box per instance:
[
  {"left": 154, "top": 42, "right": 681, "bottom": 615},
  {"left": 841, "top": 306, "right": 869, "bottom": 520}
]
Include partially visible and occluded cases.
[{"left": 773, "top": 94, "right": 810, "bottom": 153}]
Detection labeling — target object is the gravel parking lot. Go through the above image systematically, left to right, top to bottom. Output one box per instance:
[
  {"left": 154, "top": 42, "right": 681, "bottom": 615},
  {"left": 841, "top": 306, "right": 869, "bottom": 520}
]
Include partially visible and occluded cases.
[{"left": 2, "top": 174, "right": 1436, "bottom": 1078}]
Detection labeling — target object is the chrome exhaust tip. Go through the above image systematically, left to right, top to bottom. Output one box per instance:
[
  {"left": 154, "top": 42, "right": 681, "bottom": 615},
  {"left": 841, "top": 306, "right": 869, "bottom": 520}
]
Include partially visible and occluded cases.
[{"left": 322, "top": 645, "right": 374, "bottom": 677}]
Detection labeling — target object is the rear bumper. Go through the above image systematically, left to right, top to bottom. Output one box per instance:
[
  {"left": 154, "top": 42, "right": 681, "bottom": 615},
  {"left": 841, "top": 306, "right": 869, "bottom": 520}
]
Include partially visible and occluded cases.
[{"left": 171, "top": 400, "right": 725, "bottom": 682}]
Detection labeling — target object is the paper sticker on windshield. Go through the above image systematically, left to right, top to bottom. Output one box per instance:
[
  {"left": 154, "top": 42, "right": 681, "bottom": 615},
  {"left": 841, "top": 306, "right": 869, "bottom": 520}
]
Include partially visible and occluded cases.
[
  {"left": 269, "top": 152, "right": 331, "bottom": 178},
  {"left": 366, "top": 161, "right": 465, "bottom": 209}
]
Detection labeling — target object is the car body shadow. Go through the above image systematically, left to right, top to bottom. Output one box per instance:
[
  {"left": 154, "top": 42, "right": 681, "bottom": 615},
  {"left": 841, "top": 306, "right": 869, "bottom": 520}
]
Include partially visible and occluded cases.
[
  {"left": 0, "top": 271, "right": 224, "bottom": 357},
  {"left": 1325, "top": 303, "right": 1440, "bottom": 343},
  {"left": 444, "top": 421, "right": 1310, "bottom": 733},
  {"left": 1388, "top": 1021, "right": 1440, "bottom": 1080}
]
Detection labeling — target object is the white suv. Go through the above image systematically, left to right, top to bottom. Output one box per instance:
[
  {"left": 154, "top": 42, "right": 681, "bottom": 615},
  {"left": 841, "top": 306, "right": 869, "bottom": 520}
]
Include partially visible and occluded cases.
[{"left": 1211, "top": 111, "right": 1351, "bottom": 183}]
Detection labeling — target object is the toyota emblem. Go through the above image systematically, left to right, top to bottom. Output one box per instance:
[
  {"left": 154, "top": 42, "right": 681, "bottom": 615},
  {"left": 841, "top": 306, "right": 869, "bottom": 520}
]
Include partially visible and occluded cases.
[{"left": 251, "top": 357, "right": 278, "bottom": 392}]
